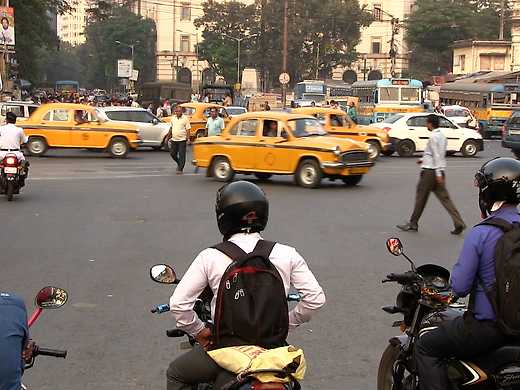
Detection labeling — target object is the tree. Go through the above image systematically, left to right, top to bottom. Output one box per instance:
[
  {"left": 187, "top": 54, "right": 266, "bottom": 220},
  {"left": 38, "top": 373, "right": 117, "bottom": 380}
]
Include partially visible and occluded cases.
[{"left": 406, "top": 0, "right": 510, "bottom": 78}]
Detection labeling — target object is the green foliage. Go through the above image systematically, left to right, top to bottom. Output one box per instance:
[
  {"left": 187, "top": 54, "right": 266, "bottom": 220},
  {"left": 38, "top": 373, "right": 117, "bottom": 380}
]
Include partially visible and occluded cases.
[
  {"left": 195, "top": 0, "right": 372, "bottom": 86},
  {"left": 406, "top": 0, "right": 510, "bottom": 78}
]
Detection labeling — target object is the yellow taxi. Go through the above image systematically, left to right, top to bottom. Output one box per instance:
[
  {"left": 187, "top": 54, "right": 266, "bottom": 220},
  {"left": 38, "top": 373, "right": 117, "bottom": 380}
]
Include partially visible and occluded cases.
[
  {"left": 163, "top": 102, "right": 230, "bottom": 139},
  {"left": 20, "top": 103, "right": 141, "bottom": 158},
  {"left": 292, "top": 107, "right": 391, "bottom": 159},
  {"left": 192, "top": 112, "right": 375, "bottom": 188}
]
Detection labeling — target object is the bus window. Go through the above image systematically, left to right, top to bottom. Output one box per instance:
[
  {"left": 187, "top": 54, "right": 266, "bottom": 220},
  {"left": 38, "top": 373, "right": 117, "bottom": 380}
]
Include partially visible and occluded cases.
[
  {"left": 379, "top": 87, "right": 398, "bottom": 102},
  {"left": 401, "top": 88, "right": 420, "bottom": 102}
]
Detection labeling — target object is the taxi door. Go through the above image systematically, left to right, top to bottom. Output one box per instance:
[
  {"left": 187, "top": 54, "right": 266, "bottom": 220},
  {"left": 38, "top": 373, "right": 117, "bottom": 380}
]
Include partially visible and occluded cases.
[
  {"left": 36, "top": 108, "right": 72, "bottom": 147},
  {"left": 70, "top": 109, "right": 109, "bottom": 148},
  {"left": 329, "top": 113, "right": 362, "bottom": 140},
  {"left": 223, "top": 118, "right": 260, "bottom": 170},
  {"left": 255, "top": 120, "right": 292, "bottom": 173}
]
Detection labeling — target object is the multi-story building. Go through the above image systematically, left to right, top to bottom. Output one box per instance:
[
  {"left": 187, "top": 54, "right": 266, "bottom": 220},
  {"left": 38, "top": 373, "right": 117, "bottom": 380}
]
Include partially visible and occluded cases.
[
  {"left": 57, "top": 0, "right": 90, "bottom": 46},
  {"left": 335, "top": 0, "right": 415, "bottom": 82},
  {"left": 452, "top": 40, "right": 512, "bottom": 75}
]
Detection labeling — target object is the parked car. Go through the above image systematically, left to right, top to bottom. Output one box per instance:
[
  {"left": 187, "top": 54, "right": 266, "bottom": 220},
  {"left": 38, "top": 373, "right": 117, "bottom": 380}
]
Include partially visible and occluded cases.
[
  {"left": 0, "top": 101, "right": 39, "bottom": 123},
  {"left": 20, "top": 103, "right": 141, "bottom": 158},
  {"left": 441, "top": 105, "right": 478, "bottom": 130},
  {"left": 226, "top": 106, "right": 247, "bottom": 116},
  {"left": 97, "top": 107, "right": 170, "bottom": 150},
  {"left": 292, "top": 107, "right": 391, "bottom": 159},
  {"left": 501, "top": 110, "right": 520, "bottom": 158},
  {"left": 192, "top": 111, "right": 374, "bottom": 188},
  {"left": 372, "top": 113, "right": 483, "bottom": 157}
]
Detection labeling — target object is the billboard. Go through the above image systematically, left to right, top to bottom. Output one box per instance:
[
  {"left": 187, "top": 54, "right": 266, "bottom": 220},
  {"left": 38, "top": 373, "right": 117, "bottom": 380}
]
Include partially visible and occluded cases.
[
  {"left": 0, "top": 7, "right": 15, "bottom": 46},
  {"left": 117, "top": 59, "right": 133, "bottom": 78}
]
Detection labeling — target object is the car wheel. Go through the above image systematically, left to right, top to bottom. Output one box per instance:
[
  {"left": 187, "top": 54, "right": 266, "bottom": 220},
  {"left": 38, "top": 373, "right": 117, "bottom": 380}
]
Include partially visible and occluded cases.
[
  {"left": 27, "top": 137, "right": 47, "bottom": 157},
  {"left": 109, "top": 137, "right": 129, "bottom": 158},
  {"left": 396, "top": 139, "right": 415, "bottom": 157},
  {"left": 461, "top": 139, "right": 478, "bottom": 157},
  {"left": 366, "top": 140, "right": 381, "bottom": 159},
  {"left": 381, "top": 150, "right": 394, "bottom": 157},
  {"left": 514, "top": 150, "right": 520, "bottom": 159},
  {"left": 211, "top": 157, "right": 235, "bottom": 182},
  {"left": 295, "top": 159, "right": 322, "bottom": 188},
  {"left": 254, "top": 173, "right": 272, "bottom": 181},
  {"left": 342, "top": 175, "right": 363, "bottom": 186}
]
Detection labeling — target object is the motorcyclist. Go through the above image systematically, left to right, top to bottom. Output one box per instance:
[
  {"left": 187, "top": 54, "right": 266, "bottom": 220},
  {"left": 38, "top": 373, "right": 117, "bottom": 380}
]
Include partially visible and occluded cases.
[
  {"left": 0, "top": 111, "right": 29, "bottom": 185},
  {"left": 415, "top": 157, "right": 520, "bottom": 390},
  {"left": 166, "top": 180, "right": 326, "bottom": 390},
  {"left": 0, "top": 292, "right": 35, "bottom": 390}
]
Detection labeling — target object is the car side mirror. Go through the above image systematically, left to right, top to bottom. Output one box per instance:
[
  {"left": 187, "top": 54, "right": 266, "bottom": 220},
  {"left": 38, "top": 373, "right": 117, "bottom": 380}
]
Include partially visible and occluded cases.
[
  {"left": 152, "top": 118, "right": 159, "bottom": 125},
  {"left": 150, "top": 264, "right": 178, "bottom": 284},
  {"left": 36, "top": 287, "right": 69, "bottom": 309}
]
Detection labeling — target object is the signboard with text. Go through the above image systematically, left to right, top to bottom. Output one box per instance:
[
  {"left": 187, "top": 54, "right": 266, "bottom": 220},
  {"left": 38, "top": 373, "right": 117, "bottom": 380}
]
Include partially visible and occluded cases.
[
  {"left": 0, "top": 7, "right": 15, "bottom": 46},
  {"left": 117, "top": 59, "right": 133, "bottom": 78}
]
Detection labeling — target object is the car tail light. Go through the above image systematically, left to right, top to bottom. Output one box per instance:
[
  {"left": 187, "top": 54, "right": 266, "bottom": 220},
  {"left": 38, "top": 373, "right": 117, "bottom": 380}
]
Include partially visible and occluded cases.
[
  {"left": 382, "top": 126, "right": 391, "bottom": 132},
  {"left": 5, "top": 156, "right": 17, "bottom": 166}
]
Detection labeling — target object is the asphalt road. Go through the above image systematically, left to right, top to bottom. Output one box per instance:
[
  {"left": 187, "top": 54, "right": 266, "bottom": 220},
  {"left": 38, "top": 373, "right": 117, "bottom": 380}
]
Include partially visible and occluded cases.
[{"left": 0, "top": 141, "right": 512, "bottom": 390}]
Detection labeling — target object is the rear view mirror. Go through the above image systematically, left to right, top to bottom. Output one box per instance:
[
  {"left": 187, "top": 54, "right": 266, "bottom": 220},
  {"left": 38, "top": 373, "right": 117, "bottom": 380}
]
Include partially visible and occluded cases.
[
  {"left": 152, "top": 118, "right": 159, "bottom": 125},
  {"left": 386, "top": 238, "right": 403, "bottom": 257},
  {"left": 150, "top": 264, "right": 178, "bottom": 284},
  {"left": 36, "top": 287, "right": 68, "bottom": 309}
]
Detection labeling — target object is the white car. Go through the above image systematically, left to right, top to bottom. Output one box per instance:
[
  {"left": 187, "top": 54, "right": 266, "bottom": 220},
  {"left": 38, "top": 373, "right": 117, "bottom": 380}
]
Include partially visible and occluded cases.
[
  {"left": 0, "top": 101, "right": 39, "bottom": 123},
  {"left": 442, "top": 105, "right": 478, "bottom": 129},
  {"left": 97, "top": 107, "right": 170, "bottom": 150},
  {"left": 372, "top": 113, "right": 483, "bottom": 157}
]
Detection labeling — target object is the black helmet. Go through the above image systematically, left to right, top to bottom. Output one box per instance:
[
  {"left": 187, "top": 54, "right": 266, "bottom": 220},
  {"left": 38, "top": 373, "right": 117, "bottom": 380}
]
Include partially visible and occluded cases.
[
  {"left": 475, "top": 157, "right": 520, "bottom": 217},
  {"left": 215, "top": 181, "right": 268, "bottom": 238}
]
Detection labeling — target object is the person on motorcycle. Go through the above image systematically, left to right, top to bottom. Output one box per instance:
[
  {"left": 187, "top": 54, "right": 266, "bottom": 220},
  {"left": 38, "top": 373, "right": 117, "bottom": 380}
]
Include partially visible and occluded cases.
[
  {"left": 0, "top": 112, "right": 29, "bottom": 185},
  {"left": 415, "top": 157, "right": 520, "bottom": 390},
  {"left": 167, "top": 180, "right": 326, "bottom": 390},
  {"left": 0, "top": 292, "right": 34, "bottom": 390}
]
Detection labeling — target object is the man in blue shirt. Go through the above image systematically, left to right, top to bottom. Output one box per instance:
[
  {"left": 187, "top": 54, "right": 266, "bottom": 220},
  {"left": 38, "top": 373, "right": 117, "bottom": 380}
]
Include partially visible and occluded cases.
[
  {"left": 415, "top": 157, "right": 520, "bottom": 390},
  {"left": 0, "top": 292, "right": 30, "bottom": 390}
]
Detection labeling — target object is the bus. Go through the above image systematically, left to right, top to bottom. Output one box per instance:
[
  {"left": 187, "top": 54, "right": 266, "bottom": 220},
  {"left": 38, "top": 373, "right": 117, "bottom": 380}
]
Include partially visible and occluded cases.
[
  {"left": 351, "top": 78, "right": 425, "bottom": 124},
  {"left": 55, "top": 80, "right": 79, "bottom": 94},
  {"left": 294, "top": 80, "right": 326, "bottom": 106},
  {"left": 139, "top": 81, "right": 191, "bottom": 108},
  {"left": 439, "top": 82, "right": 520, "bottom": 138}
]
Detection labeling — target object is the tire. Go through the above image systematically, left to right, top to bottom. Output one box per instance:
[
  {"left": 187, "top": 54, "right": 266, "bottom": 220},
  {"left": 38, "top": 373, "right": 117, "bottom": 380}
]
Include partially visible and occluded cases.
[
  {"left": 26, "top": 137, "right": 47, "bottom": 157},
  {"left": 109, "top": 137, "right": 129, "bottom": 158},
  {"left": 396, "top": 139, "right": 416, "bottom": 157},
  {"left": 461, "top": 139, "right": 478, "bottom": 157},
  {"left": 366, "top": 140, "right": 381, "bottom": 159},
  {"left": 382, "top": 149, "right": 394, "bottom": 157},
  {"left": 514, "top": 150, "right": 520, "bottom": 159},
  {"left": 446, "top": 151, "right": 456, "bottom": 156},
  {"left": 211, "top": 157, "right": 235, "bottom": 182},
  {"left": 295, "top": 159, "right": 322, "bottom": 188},
  {"left": 254, "top": 173, "right": 272, "bottom": 181},
  {"left": 342, "top": 175, "right": 363, "bottom": 186},
  {"left": 6, "top": 181, "right": 14, "bottom": 201},
  {"left": 377, "top": 344, "right": 400, "bottom": 390}
]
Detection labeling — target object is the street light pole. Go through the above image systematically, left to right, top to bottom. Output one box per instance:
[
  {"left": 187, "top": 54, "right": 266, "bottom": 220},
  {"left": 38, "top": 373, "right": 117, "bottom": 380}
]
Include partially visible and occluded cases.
[
  {"left": 282, "top": 0, "right": 288, "bottom": 107},
  {"left": 374, "top": 7, "right": 400, "bottom": 78},
  {"left": 222, "top": 33, "right": 258, "bottom": 85}
]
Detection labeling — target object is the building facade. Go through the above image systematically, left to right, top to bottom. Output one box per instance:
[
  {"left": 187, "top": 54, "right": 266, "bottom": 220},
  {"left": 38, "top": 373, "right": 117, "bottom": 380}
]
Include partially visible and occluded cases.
[
  {"left": 57, "top": 0, "right": 90, "bottom": 46},
  {"left": 334, "top": 0, "right": 415, "bottom": 82},
  {"left": 512, "top": 0, "right": 520, "bottom": 71},
  {"left": 452, "top": 40, "right": 512, "bottom": 75}
]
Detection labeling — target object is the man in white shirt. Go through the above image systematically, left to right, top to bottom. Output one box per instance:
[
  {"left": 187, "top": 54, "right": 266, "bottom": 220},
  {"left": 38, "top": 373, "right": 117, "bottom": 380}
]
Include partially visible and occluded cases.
[
  {"left": 166, "top": 106, "right": 191, "bottom": 174},
  {"left": 0, "top": 112, "right": 29, "bottom": 185},
  {"left": 397, "top": 114, "right": 465, "bottom": 234},
  {"left": 166, "top": 181, "right": 326, "bottom": 390}
]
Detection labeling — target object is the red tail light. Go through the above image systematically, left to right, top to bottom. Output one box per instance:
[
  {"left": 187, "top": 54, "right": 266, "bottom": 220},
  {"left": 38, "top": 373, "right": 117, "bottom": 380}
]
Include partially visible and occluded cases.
[
  {"left": 382, "top": 126, "right": 391, "bottom": 132},
  {"left": 4, "top": 156, "right": 17, "bottom": 166}
]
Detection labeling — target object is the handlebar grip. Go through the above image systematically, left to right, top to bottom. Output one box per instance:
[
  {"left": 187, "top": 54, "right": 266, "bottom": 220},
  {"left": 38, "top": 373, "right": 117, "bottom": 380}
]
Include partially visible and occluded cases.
[
  {"left": 151, "top": 304, "right": 170, "bottom": 314},
  {"left": 166, "top": 329, "right": 186, "bottom": 338},
  {"left": 36, "top": 347, "right": 67, "bottom": 358}
]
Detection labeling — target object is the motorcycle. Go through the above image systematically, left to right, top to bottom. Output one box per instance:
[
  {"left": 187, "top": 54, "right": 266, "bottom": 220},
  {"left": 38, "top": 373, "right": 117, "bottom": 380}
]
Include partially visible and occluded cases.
[
  {"left": 0, "top": 153, "right": 25, "bottom": 201},
  {"left": 377, "top": 237, "right": 520, "bottom": 390},
  {"left": 149, "top": 264, "right": 302, "bottom": 390},
  {"left": 22, "top": 286, "right": 69, "bottom": 390}
]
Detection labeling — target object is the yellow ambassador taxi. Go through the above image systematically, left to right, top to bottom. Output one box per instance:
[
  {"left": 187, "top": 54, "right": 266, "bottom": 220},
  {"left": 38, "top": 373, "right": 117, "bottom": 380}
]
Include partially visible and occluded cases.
[
  {"left": 163, "top": 102, "right": 230, "bottom": 140},
  {"left": 20, "top": 103, "right": 141, "bottom": 158},
  {"left": 292, "top": 107, "right": 391, "bottom": 159},
  {"left": 192, "top": 112, "right": 375, "bottom": 188}
]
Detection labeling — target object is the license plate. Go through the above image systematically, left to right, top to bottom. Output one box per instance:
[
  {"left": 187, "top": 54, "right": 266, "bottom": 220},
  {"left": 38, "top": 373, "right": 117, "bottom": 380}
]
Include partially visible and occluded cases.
[
  {"left": 4, "top": 167, "right": 17, "bottom": 174},
  {"left": 349, "top": 168, "right": 368, "bottom": 174}
]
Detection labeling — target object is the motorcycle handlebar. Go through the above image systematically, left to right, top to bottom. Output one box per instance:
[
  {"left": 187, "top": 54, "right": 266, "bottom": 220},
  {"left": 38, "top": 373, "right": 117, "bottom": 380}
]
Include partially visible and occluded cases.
[
  {"left": 383, "top": 271, "right": 420, "bottom": 285},
  {"left": 34, "top": 346, "right": 67, "bottom": 358}
]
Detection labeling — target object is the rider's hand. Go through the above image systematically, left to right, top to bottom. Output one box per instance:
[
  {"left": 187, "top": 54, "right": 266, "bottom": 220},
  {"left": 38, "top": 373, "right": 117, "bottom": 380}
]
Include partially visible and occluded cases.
[
  {"left": 195, "top": 327, "right": 212, "bottom": 350},
  {"left": 22, "top": 340, "right": 35, "bottom": 363}
]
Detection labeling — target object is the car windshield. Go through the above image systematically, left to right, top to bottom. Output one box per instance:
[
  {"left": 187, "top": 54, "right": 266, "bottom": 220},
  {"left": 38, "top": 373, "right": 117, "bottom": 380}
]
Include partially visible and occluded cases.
[
  {"left": 227, "top": 107, "right": 246, "bottom": 115},
  {"left": 444, "top": 109, "right": 469, "bottom": 117},
  {"left": 382, "top": 114, "right": 403, "bottom": 124},
  {"left": 288, "top": 118, "right": 327, "bottom": 137}
]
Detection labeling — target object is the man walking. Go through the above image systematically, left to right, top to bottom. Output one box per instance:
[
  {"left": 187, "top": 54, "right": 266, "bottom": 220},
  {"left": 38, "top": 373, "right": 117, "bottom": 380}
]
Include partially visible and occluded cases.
[
  {"left": 167, "top": 106, "right": 191, "bottom": 175},
  {"left": 205, "top": 108, "right": 225, "bottom": 137},
  {"left": 397, "top": 114, "right": 466, "bottom": 235}
]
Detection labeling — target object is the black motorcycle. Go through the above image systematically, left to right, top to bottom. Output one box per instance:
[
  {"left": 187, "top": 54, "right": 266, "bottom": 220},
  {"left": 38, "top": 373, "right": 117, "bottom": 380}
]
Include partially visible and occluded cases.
[
  {"left": 0, "top": 154, "right": 25, "bottom": 201},
  {"left": 378, "top": 237, "right": 520, "bottom": 390},
  {"left": 149, "top": 264, "right": 302, "bottom": 390}
]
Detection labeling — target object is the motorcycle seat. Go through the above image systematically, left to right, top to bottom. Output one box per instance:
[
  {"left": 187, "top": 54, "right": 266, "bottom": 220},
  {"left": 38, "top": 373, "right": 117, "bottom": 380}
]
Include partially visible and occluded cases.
[{"left": 472, "top": 344, "right": 520, "bottom": 372}]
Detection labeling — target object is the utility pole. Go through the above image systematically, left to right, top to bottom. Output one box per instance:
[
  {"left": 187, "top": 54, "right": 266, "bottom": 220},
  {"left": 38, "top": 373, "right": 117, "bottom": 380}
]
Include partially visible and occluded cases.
[
  {"left": 137, "top": 0, "right": 141, "bottom": 16},
  {"left": 282, "top": 0, "right": 288, "bottom": 108},
  {"left": 500, "top": 0, "right": 506, "bottom": 40}
]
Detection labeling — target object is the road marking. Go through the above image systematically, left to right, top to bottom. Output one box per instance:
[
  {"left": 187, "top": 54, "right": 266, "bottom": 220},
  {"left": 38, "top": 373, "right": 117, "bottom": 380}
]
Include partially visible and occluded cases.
[{"left": 30, "top": 172, "right": 201, "bottom": 181}]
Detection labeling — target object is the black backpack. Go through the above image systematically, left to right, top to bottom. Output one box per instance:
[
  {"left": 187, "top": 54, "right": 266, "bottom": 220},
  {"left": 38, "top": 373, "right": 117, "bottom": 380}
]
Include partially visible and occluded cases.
[
  {"left": 475, "top": 218, "right": 520, "bottom": 336},
  {"left": 211, "top": 239, "right": 289, "bottom": 349}
]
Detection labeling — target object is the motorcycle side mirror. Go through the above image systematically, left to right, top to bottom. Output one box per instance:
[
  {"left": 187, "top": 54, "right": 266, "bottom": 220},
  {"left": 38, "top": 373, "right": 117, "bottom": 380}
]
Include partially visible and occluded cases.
[
  {"left": 386, "top": 237, "right": 403, "bottom": 256},
  {"left": 150, "top": 264, "right": 178, "bottom": 284},
  {"left": 36, "top": 287, "right": 68, "bottom": 309}
]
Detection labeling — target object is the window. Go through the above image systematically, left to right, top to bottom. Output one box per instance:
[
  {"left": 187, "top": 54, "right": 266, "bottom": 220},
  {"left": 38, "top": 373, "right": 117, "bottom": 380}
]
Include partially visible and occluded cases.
[
  {"left": 180, "top": 3, "right": 191, "bottom": 21},
  {"left": 373, "top": 4, "right": 383, "bottom": 21},
  {"left": 180, "top": 35, "right": 190, "bottom": 52},
  {"left": 371, "top": 37, "right": 381, "bottom": 54},
  {"left": 460, "top": 55, "right": 466, "bottom": 72},
  {"left": 480, "top": 55, "right": 491, "bottom": 71},
  {"left": 494, "top": 55, "right": 505, "bottom": 71},
  {"left": 379, "top": 87, "right": 399, "bottom": 101},
  {"left": 401, "top": 88, "right": 420, "bottom": 102},
  {"left": 1, "top": 105, "right": 22, "bottom": 117},
  {"left": 28, "top": 106, "right": 38, "bottom": 116},
  {"left": 43, "top": 109, "right": 69, "bottom": 121},
  {"left": 105, "top": 111, "right": 130, "bottom": 121},
  {"left": 128, "top": 111, "right": 155, "bottom": 123},
  {"left": 330, "top": 114, "right": 345, "bottom": 127},
  {"left": 406, "top": 116, "right": 428, "bottom": 127},
  {"left": 439, "top": 117, "right": 457, "bottom": 129},
  {"left": 229, "top": 119, "right": 258, "bottom": 136},
  {"left": 262, "top": 120, "right": 283, "bottom": 137}
]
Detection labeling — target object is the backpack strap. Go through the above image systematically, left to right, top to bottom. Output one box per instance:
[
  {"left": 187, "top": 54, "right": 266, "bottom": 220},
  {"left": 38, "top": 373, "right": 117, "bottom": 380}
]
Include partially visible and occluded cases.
[
  {"left": 477, "top": 217, "right": 515, "bottom": 232},
  {"left": 252, "top": 240, "right": 276, "bottom": 259},
  {"left": 212, "top": 241, "right": 248, "bottom": 261}
]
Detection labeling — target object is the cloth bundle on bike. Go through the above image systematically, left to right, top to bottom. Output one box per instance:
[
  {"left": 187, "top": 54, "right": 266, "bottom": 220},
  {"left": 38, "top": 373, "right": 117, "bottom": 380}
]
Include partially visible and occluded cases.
[{"left": 208, "top": 344, "right": 306, "bottom": 383}]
